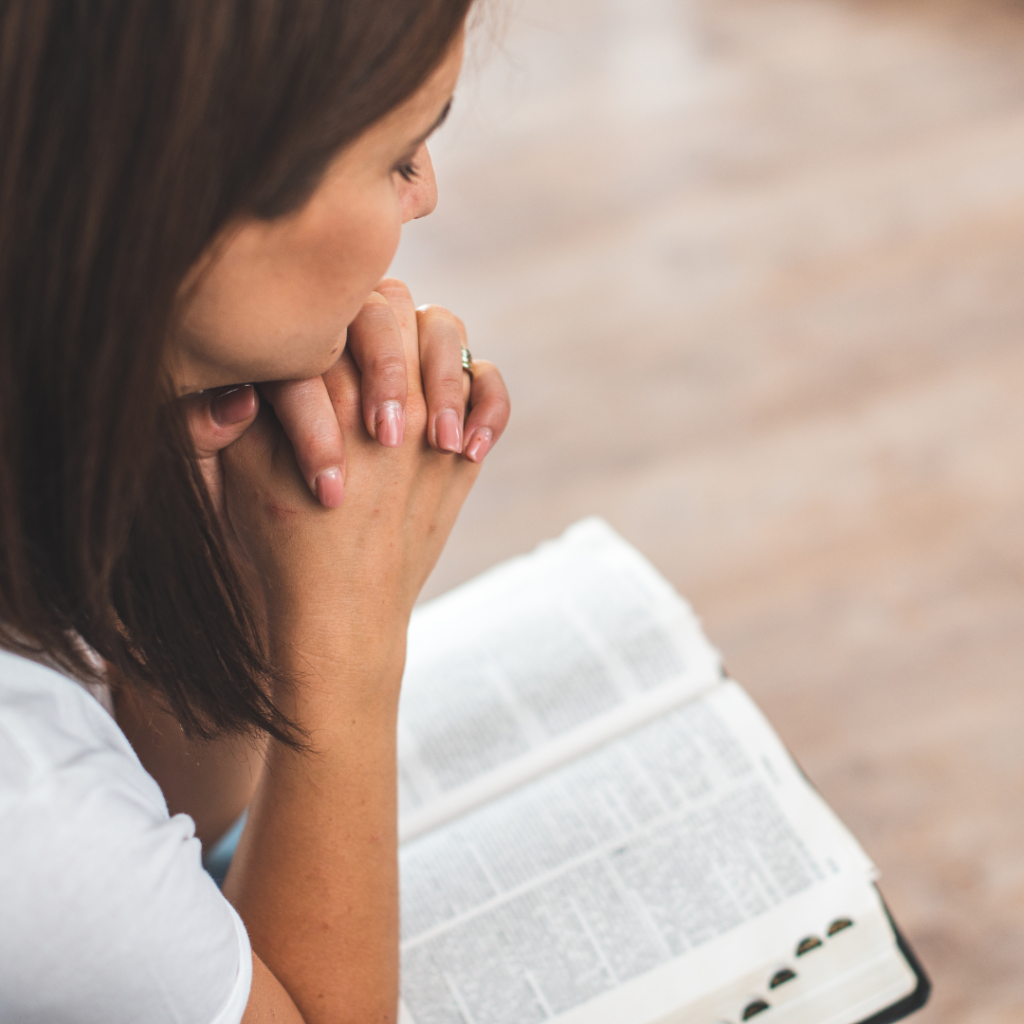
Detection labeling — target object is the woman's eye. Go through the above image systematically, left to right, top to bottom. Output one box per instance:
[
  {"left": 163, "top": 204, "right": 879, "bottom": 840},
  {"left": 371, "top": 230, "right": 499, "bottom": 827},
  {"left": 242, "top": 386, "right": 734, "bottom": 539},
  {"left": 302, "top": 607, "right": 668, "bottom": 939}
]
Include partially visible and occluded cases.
[{"left": 396, "top": 160, "right": 419, "bottom": 183}]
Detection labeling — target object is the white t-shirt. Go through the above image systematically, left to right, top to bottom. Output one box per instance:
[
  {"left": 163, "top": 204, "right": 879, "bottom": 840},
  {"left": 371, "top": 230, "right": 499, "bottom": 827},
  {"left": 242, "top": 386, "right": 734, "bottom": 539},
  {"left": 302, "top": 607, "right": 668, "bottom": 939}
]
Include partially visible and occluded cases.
[{"left": 0, "top": 648, "right": 252, "bottom": 1023}]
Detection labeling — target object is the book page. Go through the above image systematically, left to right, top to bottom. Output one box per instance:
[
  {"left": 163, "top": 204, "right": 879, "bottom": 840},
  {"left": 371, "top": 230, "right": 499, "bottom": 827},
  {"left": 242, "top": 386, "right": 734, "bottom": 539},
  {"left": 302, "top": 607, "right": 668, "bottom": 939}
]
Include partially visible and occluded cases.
[
  {"left": 398, "top": 519, "right": 723, "bottom": 837},
  {"left": 399, "top": 682, "right": 880, "bottom": 1024},
  {"left": 549, "top": 880, "right": 918, "bottom": 1024},
  {"left": 652, "top": 880, "right": 919, "bottom": 1024}
]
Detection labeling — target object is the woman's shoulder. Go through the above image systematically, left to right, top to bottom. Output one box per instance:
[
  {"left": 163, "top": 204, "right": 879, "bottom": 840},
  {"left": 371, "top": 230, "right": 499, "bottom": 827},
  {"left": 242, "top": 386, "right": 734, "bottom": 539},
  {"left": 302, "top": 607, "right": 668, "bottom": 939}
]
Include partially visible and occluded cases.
[
  {"left": 0, "top": 647, "right": 161, "bottom": 810},
  {"left": 0, "top": 648, "right": 253, "bottom": 1024}
]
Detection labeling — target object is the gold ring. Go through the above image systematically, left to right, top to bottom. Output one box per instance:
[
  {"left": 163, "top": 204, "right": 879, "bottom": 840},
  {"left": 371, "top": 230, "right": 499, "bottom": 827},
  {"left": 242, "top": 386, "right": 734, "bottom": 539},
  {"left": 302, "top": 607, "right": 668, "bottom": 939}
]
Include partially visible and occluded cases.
[{"left": 461, "top": 346, "right": 473, "bottom": 377}]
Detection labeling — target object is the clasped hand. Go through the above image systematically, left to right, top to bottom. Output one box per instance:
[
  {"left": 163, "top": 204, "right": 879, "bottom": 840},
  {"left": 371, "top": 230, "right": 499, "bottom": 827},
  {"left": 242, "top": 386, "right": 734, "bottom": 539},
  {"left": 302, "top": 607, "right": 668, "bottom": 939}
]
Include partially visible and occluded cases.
[{"left": 182, "top": 279, "right": 509, "bottom": 664}]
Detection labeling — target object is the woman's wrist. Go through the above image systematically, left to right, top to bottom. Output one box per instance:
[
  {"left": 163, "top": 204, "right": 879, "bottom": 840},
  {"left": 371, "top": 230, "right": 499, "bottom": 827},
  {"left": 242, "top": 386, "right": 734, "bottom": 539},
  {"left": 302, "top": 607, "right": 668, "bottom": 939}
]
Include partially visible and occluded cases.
[{"left": 267, "top": 615, "right": 408, "bottom": 717}]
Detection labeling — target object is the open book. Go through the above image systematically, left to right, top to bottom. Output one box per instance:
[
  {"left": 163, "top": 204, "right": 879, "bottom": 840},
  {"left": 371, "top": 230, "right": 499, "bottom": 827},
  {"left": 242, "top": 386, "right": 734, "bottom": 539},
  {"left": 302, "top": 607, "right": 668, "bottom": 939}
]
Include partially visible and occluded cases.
[{"left": 396, "top": 519, "right": 929, "bottom": 1024}]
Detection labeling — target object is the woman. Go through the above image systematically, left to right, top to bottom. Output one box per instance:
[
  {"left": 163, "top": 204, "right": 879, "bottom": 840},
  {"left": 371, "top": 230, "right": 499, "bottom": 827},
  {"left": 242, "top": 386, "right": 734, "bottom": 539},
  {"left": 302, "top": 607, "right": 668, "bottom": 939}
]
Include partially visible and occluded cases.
[{"left": 0, "top": 2, "right": 509, "bottom": 1023}]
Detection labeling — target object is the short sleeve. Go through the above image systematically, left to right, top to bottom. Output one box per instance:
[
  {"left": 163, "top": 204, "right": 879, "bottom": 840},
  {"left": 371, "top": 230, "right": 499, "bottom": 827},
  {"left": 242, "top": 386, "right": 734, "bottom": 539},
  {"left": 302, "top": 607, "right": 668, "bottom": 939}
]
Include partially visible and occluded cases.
[
  {"left": 0, "top": 715, "right": 253, "bottom": 1024},
  {"left": 212, "top": 904, "right": 254, "bottom": 1024}
]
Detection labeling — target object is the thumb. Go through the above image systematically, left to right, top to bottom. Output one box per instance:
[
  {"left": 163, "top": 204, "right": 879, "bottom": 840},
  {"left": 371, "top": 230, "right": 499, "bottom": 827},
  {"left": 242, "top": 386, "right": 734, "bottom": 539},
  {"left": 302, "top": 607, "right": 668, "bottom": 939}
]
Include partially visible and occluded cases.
[
  {"left": 180, "top": 385, "right": 259, "bottom": 518},
  {"left": 183, "top": 385, "right": 260, "bottom": 460}
]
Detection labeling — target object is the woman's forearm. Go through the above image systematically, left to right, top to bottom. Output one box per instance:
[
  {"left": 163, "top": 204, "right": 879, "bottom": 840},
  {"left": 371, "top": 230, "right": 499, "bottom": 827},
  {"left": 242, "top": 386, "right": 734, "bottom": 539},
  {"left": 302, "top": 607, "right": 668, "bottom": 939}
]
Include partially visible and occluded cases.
[
  {"left": 216, "top": 299, "right": 492, "bottom": 1023},
  {"left": 222, "top": 634, "right": 406, "bottom": 1024}
]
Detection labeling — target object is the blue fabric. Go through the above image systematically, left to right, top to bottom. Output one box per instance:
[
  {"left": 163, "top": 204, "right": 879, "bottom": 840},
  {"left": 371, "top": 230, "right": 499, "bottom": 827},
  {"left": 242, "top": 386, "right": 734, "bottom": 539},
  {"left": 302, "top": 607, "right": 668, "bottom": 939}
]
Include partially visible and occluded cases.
[{"left": 202, "top": 810, "right": 247, "bottom": 888}]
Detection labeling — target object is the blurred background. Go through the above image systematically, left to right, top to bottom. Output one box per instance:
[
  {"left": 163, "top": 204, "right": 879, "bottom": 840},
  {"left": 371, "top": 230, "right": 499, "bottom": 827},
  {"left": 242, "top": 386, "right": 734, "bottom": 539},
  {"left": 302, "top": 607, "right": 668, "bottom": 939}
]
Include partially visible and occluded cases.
[{"left": 390, "top": 1, "right": 1024, "bottom": 1021}]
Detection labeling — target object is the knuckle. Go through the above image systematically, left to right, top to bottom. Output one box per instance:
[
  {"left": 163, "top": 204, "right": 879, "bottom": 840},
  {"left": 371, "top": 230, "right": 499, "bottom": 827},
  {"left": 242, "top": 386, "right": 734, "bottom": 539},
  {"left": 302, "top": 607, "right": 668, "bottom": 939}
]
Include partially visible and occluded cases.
[
  {"left": 377, "top": 278, "right": 413, "bottom": 303},
  {"left": 352, "top": 301, "right": 397, "bottom": 334},
  {"left": 418, "top": 304, "right": 459, "bottom": 331},
  {"left": 425, "top": 305, "right": 465, "bottom": 334},
  {"left": 366, "top": 347, "right": 406, "bottom": 372},
  {"left": 476, "top": 361, "right": 505, "bottom": 387},
  {"left": 366, "top": 364, "right": 407, "bottom": 397},
  {"left": 473, "top": 364, "right": 510, "bottom": 396},
  {"left": 433, "top": 370, "right": 465, "bottom": 398},
  {"left": 290, "top": 377, "right": 327, "bottom": 402},
  {"left": 473, "top": 384, "right": 511, "bottom": 423},
  {"left": 489, "top": 386, "right": 512, "bottom": 411},
  {"left": 482, "top": 399, "right": 512, "bottom": 428},
  {"left": 294, "top": 431, "right": 338, "bottom": 465}
]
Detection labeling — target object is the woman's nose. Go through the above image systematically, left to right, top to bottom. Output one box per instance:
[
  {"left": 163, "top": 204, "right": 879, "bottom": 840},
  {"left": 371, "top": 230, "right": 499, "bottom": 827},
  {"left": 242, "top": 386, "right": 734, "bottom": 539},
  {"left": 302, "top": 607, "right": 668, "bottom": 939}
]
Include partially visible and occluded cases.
[{"left": 401, "top": 145, "right": 438, "bottom": 223}]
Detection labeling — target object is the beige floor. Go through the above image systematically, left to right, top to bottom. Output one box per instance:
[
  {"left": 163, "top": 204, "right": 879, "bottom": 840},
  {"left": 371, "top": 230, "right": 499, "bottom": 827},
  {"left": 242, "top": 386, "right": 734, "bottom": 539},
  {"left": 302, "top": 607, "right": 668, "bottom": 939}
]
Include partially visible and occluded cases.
[{"left": 390, "top": 1, "right": 1024, "bottom": 1020}]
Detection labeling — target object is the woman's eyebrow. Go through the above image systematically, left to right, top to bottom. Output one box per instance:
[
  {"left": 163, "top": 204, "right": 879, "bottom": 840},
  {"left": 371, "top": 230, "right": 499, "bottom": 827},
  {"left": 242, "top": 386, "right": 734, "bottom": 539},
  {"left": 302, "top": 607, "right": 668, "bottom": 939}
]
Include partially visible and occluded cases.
[{"left": 410, "top": 98, "right": 453, "bottom": 148}]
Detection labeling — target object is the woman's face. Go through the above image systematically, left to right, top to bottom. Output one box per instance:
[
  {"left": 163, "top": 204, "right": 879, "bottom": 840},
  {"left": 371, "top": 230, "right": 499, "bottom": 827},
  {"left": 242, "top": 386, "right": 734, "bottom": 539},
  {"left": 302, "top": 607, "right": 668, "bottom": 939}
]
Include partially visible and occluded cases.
[{"left": 167, "top": 34, "right": 464, "bottom": 395}]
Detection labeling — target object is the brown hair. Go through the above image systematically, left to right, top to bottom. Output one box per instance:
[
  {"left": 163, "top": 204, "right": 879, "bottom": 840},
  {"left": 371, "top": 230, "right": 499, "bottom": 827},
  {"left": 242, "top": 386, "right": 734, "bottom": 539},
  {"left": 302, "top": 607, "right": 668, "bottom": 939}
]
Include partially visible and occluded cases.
[{"left": 0, "top": 0, "right": 472, "bottom": 741}]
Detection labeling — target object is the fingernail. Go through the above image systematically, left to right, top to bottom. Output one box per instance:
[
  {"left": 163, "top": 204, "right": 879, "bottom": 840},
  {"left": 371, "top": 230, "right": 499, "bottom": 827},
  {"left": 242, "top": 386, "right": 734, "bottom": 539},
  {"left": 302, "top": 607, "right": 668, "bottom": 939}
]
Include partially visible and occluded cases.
[
  {"left": 210, "top": 385, "right": 256, "bottom": 426},
  {"left": 376, "top": 401, "right": 405, "bottom": 448},
  {"left": 435, "top": 409, "right": 462, "bottom": 453},
  {"left": 464, "top": 427, "right": 493, "bottom": 463},
  {"left": 314, "top": 467, "right": 344, "bottom": 508}
]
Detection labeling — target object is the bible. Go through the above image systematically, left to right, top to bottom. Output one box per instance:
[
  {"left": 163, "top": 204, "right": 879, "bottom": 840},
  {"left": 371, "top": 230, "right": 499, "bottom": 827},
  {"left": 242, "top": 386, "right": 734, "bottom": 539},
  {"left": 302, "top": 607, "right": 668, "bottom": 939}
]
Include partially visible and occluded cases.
[{"left": 396, "top": 518, "right": 930, "bottom": 1024}]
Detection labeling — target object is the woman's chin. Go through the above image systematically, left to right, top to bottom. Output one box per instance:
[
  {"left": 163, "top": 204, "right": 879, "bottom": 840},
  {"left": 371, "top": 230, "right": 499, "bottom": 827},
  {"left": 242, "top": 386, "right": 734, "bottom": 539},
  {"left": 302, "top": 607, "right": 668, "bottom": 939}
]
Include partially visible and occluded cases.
[
  {"left": 245, "top": 334, "right": 350, "bottom": 386},
  {"left": 170, "top": 349, "right": 349, "bottom": 394}
]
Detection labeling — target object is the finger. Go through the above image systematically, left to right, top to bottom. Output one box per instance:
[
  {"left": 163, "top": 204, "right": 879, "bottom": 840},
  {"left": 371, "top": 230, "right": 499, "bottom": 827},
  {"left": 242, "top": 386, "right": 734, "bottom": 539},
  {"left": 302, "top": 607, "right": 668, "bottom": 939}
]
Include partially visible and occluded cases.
[
  {"left": 376, "top": 278, "right": 421, "bottom": 376},
  {"left": 346, "top": 293, "right": 408, "bottom": 447},
  {"left": 416, "top": 304, "right": 467, "bottom": 454},
  {"left": 321, "top": 348, "right": 369, "bottom": 435},
  {"left": 462, "top": 360, "right": 511, "bottom": 464},
  {"left": 258, "top": 376, "right": 346, "bottom": 508},
  {"left": 178, "top": 385, "right": 260, "bottom": 518},
  {"left": 181, "top": 385, "right": 259, "bottom": 460},
  {"left": 221, "top": 401, "right": 314, "bottom": 512}
]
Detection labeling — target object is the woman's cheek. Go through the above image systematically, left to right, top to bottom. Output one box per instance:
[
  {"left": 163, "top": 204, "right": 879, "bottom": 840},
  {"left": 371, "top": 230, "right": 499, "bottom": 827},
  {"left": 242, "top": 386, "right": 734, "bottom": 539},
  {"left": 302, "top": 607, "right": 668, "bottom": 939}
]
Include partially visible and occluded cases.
[
  {"left": 170, "top": 187, "right": 407, "bottom": 388},
  {"left": 363, "top": 203, "right": 404, "bottom": 286}
]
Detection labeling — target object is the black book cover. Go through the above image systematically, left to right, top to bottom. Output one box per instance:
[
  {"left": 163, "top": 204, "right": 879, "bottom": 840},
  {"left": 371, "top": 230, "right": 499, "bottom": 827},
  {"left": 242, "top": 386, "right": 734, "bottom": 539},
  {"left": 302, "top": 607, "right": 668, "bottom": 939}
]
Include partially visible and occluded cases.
[{"left": 855, "top": 890, "right": 931, "bottom": 1024}]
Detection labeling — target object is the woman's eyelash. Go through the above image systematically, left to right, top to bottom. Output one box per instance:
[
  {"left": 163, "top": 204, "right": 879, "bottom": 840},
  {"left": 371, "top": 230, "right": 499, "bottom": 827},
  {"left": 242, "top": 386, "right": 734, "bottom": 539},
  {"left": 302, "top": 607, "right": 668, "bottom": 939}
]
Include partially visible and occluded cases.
[{"left": 396, "top": 160, "right": 419, "bottom": 182}]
